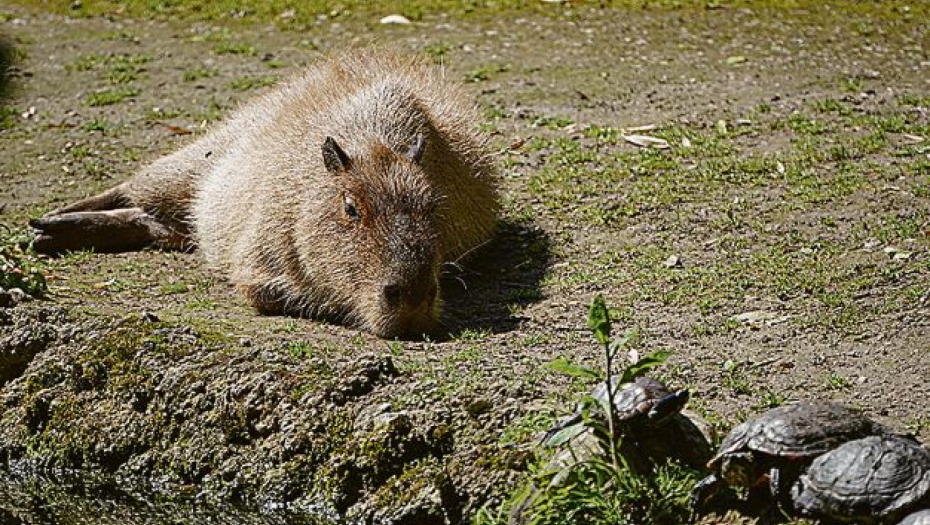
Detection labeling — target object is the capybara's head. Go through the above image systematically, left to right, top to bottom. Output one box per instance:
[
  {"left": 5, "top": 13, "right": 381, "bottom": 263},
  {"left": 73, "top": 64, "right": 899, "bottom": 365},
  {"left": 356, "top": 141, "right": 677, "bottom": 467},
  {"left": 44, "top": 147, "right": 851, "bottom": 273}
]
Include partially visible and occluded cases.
[{"left": 309, "top": 134, "right": 442, "bottom": 339}]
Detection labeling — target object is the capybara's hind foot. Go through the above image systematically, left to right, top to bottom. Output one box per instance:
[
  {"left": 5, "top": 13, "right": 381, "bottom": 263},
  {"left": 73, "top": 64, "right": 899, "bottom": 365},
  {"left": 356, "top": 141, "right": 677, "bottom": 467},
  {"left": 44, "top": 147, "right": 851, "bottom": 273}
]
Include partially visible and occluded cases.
[
  {"left": 46, "top": 186, "right": 129, "bottom": 216},
  {"left": 30, "top": 208, "right": 186, "bottom": 255}
]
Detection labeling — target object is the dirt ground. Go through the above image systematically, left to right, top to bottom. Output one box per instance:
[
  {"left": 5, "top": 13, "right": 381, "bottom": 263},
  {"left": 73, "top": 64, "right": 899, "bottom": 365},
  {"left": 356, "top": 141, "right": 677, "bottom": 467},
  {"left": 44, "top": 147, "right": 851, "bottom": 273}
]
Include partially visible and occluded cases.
[{"left": 0, "top": 2, "right": 928, "bottom": 524}]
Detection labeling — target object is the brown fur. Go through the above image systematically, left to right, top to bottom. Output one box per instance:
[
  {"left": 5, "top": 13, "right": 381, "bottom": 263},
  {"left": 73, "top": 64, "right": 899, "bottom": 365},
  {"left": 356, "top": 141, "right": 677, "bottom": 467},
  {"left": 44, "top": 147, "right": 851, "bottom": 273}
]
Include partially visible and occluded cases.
[{"left": 38, "top": 50, "right": 499, "bottom": 338}]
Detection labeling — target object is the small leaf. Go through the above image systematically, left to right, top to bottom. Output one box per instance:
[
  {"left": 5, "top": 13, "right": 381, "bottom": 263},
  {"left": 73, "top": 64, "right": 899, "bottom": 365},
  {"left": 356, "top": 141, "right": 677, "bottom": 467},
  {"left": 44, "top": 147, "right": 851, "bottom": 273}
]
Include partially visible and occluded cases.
[
  {"left": 588, "top": 295, "right": 611, "bottom": 345},
  {"left": 607, "top": 329, "right": 640, "bottom": 360},
  {"left": 619, "top": 349, "right": 670, "bottom": 384},
  {"left": 548, "top": 357, "right": 601, "bottom": 380},
  {"left": 588, "top": 391, "right": 613, "bottom": 421},
  {"left": 583, "top": 417, "right": 611, "bottom": 440},
  {"left": 544, "top": 423, "right": 586, "bottom": 448},
  {"left": 548, "top": 466, "right": 573, "bottom": 488}
]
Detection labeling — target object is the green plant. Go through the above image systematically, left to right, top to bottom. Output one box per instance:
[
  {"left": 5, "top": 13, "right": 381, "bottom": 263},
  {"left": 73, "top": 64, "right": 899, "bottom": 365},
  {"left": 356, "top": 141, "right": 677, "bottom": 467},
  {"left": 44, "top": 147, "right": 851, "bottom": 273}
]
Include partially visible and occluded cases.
[
  {"left": 212, "top": 42, "right": 256, "bottom": 56},
  {"left": 423, "top": 42, "right": 450, "bottom": 63},
  {"left": 465, "top": 63, "right": 509, "bottom": 83},
  {"left": 182, "top": 67, "right": 217, "bottom": 82},
  {"left": 229, "top": 74, "right": 279, "bottom": 91},
  {"left": 85, "top": 87, "right": 140, "bottom": 106},
  {"left": 0, "top": 106, "right": 16, "bottom": 130},
  {"left": 81, "top": 117, "right": 110, "bottom": 133},
  {"left": 0, "top": 227, "right": 47, "bottom": 297},
  {"left": 477, "top": 296, "right": 697, "bottom": 525},
  {"left": 547, "top": 296, "right": 663, "bottom": 461},
  {"left": 453, "top": 327, "right": 491, "bottom": 342},
  {"left": 387, "top": 340, "right": 404, "bottom": 356},
  {"left": 286, "top": 341, "right": 316, "bottom": 358},
  {"left": 721, "top": 359, "right": 754, "bottom": 395},
  {"left": 825, "top": 372, "right": 850, "bottom": 390},
  {"left": 754, "top": 388, "right": 786, "bottom": 410}
]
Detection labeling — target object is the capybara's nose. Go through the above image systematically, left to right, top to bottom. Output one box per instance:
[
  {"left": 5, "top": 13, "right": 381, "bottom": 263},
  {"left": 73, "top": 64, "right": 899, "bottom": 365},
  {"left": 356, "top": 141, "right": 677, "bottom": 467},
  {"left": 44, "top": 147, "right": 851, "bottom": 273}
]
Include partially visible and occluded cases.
[
  {"left": 382, "top": 272, "right": 437, "bottom": 309},
  {"left": 383, "top": 283, "right": 404, "bottom": 307}
]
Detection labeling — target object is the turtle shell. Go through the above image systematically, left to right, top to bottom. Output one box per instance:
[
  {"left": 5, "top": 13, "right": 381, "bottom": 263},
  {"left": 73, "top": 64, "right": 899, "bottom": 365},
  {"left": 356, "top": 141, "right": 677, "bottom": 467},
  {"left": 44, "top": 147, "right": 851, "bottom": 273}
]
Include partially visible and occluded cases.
[
  {"left": 543, "top": 376, "right": 689, "bottom": 450},
  {"left": 590, "top": 376, "right": 687, "bottom": 424},
  {"left": 710, "top": 402, "right": 883, "bottom": 467},
  {"left": 635, "top": 410, "right": 714, "bottom": 470},
  {"left": 791, "top": 435, "right": 930, "bottom": 524},
  {"left": 899, "top": 509, "right": 930, "bottom": 525}
]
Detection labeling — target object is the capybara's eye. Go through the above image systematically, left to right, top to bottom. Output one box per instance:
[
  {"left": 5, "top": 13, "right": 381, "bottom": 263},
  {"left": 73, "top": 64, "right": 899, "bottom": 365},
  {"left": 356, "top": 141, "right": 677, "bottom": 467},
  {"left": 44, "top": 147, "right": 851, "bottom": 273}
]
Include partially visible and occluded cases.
[{"left": 343, "top": 194, "right": 362, "bottom": 221}]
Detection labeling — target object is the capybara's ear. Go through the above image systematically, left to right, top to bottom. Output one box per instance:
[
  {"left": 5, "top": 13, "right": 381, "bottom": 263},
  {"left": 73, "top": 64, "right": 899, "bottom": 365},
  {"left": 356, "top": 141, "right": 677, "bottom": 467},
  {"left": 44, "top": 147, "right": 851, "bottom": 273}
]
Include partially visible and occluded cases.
[
  {"left": 405, "top": 133, "right": 426, "bottom": 164},
  {"left": 322, "top": 136, "right": 351, "bottom": 173}
]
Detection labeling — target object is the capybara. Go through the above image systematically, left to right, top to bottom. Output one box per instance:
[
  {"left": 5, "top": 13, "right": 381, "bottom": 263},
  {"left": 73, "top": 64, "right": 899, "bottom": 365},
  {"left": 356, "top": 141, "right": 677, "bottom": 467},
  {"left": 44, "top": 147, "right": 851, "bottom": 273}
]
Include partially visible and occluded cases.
[{"left": 31, "top": 50, "right": 499, "bottom": 338}]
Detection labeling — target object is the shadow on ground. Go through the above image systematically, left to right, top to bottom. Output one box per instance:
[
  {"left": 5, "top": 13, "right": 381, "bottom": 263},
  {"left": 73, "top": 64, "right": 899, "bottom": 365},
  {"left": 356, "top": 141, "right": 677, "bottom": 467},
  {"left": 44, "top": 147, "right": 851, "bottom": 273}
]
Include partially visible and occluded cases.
[
  {"left": 0, "top": 36, "right": 15, "bottom": 102},
  {"left": 441, "top": 218, "right": 551, "bottom": 337}
]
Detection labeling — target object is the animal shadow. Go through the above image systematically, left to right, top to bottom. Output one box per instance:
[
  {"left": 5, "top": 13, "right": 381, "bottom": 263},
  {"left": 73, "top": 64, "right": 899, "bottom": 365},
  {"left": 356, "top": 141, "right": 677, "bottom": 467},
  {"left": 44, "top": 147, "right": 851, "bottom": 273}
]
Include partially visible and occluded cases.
[
  {"left": 0, "top": 36, "right": 15, "bottom": 102},
  {"left": 440, "top": 219, "right": 551, "bottom": 337}
]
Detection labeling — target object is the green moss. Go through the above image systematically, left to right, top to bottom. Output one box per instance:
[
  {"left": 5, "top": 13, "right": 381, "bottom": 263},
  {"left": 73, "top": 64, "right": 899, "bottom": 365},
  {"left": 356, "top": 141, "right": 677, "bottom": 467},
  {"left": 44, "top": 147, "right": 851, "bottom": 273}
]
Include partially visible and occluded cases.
[
  {"left": 213, "top": 42, "right": 257, "bottom": 56},
  {"left": 422, "top": 42, "right": 450, "bottom": 64},
  {"left": 67, "top": 52, "right": 151, "bottom": 84},
  {"left": 465, "top": 64, "right": 510, "bottom": 83},
  {"left": 182, "top": 66, "right": 218, "bottom": 82},
  {"left": 229, "top": 74, "right": 279, "bottom": 91},
  {"left": 85, "top": 87, "right": 140, "bottom": 107},
  {"left": 0, "top": 105, "right": 16, "bottom": 130},
  {"left": 81, "top": 117, "right": 111, "bottom": 133},
  {"left": 183, "top": 297, "right": 217, "bottom": 310},
  {"left": 290, "top": 362, "right": 337, "bottom": 402},
  {"left": 498, "top": 412, "right": 553, "bottom": 445},
  {"left": 372, "top": 458, "right": 447, "bottom": 510}
]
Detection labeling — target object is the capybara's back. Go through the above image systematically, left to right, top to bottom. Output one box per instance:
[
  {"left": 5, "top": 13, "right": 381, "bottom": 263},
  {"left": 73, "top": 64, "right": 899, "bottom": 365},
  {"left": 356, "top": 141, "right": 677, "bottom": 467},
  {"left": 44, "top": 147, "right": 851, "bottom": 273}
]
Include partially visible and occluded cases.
[{"left": 192, "top": 50, "right": 499, "bottom": 337}]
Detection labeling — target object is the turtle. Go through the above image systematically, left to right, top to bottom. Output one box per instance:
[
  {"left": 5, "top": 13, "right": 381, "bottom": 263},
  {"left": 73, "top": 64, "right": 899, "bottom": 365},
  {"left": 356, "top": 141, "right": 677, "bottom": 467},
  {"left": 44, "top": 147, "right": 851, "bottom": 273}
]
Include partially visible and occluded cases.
[
  {"left": 511, "top": 376, "right": 706, "bottom": 525},
  {"left": 542, "top": 376, "right": 709, "bottom": 472},
  {"left": 543, "top": 376, "right": 690, "bottom": 444},
  {"left": 691, "top": 401, "right": 887, "bottom": 516},
  {"left": 790, "top": 435, "right": 930, "bottom": 524},
  {"left": 899, "top": 509, "right": 930, "bottom": 525}
]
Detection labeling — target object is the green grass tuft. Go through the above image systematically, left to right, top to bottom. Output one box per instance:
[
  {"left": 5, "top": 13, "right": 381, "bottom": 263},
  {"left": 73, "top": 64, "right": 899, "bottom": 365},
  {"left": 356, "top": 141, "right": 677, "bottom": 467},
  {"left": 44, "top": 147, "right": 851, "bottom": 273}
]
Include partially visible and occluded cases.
[
  {"left": 85, "top": 87, "right": 140, "bottom": 107},
  {"left": 0, "top": 228, "right": 47, "bottom": 297}
]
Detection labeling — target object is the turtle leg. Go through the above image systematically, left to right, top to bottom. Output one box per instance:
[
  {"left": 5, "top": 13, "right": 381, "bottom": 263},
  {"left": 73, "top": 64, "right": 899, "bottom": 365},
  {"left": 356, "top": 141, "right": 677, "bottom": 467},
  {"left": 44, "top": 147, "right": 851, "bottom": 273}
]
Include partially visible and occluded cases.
[
  {"left": 30, "top": 207, "right": 186, "bottom": 254},
  {"left": 768, "top": 464, "right": 801, "bottom": 515},
  {"left": 745, "top": 471, "right": 787, "bottom": 524},
  {"left": 690, "top": 474, "right": 722, "bottom": 519}
]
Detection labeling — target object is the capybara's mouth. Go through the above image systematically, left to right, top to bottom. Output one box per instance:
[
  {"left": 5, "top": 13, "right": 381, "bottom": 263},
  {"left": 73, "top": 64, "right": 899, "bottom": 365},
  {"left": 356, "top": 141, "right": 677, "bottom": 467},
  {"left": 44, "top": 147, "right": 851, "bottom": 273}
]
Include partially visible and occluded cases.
[
  {"left": 368, "top": 300, "right": 440, "bottom": 340},
  {"left": 371, "top": 319, "right": 437, "bottom": 340}
]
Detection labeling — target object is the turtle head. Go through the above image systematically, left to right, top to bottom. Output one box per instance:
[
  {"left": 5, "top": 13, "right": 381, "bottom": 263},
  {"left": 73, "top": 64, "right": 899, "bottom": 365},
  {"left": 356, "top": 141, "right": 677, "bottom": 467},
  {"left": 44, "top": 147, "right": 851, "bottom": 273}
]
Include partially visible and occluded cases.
[
  {"left": 645, "top": 388, "right": 690, "bottom": 426},
  {"left": 718, "top": 451, "right": 759, "bottom": 488}
]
